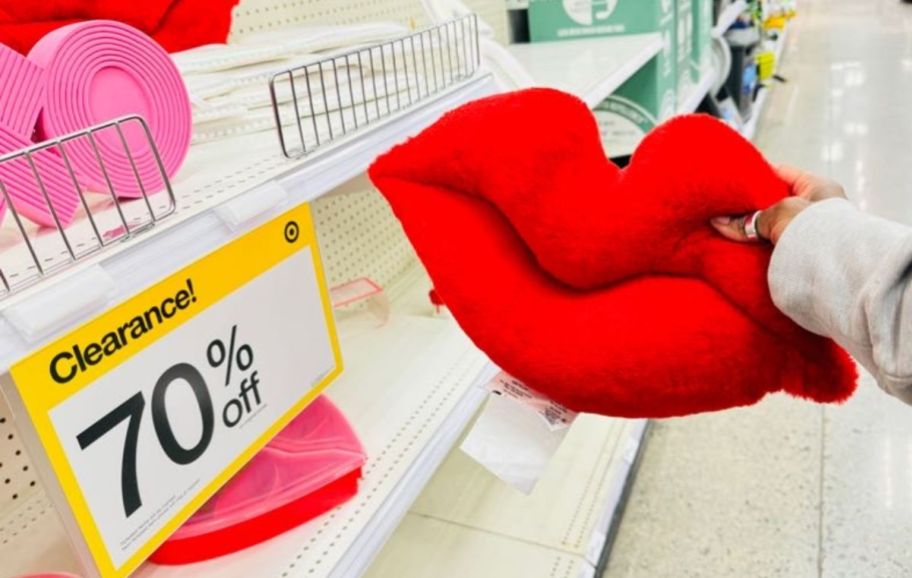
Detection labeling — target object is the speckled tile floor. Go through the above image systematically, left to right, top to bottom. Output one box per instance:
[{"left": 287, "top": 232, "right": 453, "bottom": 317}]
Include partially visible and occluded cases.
[{"left": 603, "top": 1, "right": 912, "bottom": 577}]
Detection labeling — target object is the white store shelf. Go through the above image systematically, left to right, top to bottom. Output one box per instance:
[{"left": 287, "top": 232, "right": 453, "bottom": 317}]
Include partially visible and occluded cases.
[
  {"left": 712, "top": 0, "right": 748, "bottom": 38},
  {"left": 774, "top": 26, "right": 790, "bottom": 66},
  {"left": 741, "top": 27, "right": 789, "bottom": 141},
  {"left": 506, "top": 34, "right": 664, "bottom": 108},
  {"left": 601, "top": 67, "right": 716, "bottom": 158},
  {"left": 678, "top": 68, "right": 718, "bottom": 115},
  {"left": 0, "top": 73, "right": 498, "bottom": 375},
  {"left": 741, "top": 86, "right": 770, "bottom": 141},
  {"left": 0, "top": 266, "right": 498, "bottom": 578},
  {"left": 362, "top": 415, "right": 647, "bottom": 578},
  {"left": 364, "top": 514, "right": 593, "bottom": 578}
]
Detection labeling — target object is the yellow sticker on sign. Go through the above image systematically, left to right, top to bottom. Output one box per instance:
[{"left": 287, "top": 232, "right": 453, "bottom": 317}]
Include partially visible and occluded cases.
[{"left": 6, "top": 204, "right": 343, "bottom": 578}]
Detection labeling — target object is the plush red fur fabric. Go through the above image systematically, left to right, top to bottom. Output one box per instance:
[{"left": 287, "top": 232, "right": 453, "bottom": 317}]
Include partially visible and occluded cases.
[
  {"left": 0, "top": 0, "right": 239, "bottom": 53},
  {"left": 369, "top": 88, "right": 858, "bottom": 418}
]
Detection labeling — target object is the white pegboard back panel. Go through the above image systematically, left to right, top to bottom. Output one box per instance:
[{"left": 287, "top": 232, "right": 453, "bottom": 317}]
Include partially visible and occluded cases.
[
  {"left": 229, "top": 0, "right": 430, "bottom": 41},
  {"left": 458, "top": 0, "right": 509, "bottom": 44},
  {"left": 313, "top": 187, "right": 418, "bottom": 292},
  {"left": 0, "top": 389, "right": 40, "bottom": 522}
]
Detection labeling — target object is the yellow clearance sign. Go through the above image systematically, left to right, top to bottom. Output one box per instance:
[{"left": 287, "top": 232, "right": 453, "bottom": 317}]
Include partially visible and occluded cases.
[{"left": 7, "top": 203, "right": 343, "bottom": 578}]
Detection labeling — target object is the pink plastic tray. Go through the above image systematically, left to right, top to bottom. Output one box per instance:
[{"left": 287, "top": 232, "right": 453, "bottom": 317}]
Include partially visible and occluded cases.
[{"left": 152, "top": 395, "right": 366, "bottom": 564}]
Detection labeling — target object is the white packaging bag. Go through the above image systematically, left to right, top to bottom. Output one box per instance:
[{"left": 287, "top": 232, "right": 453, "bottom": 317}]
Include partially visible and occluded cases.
[{"left": 461, "top": 372, "right": 577, "bottom": 494}]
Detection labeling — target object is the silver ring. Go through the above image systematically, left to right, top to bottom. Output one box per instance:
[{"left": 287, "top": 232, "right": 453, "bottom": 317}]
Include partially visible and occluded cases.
[{"left": 744, "top": 210, "right": 762, "bottom": 241}]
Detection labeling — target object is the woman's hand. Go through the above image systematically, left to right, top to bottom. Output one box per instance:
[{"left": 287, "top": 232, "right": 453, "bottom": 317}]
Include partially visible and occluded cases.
[{"left": 710, "top": 165, "right": 847, "bottom": 244}]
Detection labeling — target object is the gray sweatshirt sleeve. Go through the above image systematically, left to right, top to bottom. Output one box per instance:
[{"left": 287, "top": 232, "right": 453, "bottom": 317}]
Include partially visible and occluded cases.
[{"left": 768, "top": 198, "right": 912, "bottom": 404}]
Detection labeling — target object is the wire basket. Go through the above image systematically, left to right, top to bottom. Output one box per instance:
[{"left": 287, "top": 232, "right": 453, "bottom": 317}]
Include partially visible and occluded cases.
[
  {"left": 269, "top": 15, "right": 482, "bottom": 159},
  {"left": 0, "top": 115, "right": 176, "bottom": 298}
]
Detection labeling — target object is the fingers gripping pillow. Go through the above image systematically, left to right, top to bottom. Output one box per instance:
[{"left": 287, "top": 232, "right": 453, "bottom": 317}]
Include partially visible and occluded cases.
[{"left": 368, "top": 88, "right": 857, "bottom": 418}]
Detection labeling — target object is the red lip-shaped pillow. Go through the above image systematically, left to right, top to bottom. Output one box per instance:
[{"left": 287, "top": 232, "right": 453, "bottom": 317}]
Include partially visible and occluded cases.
[
  {"left": 0, "top": 0, "right": 240, "bottom": 54},
  {"left": 369, "top": 88, "right": 857, "bottom": 418}
]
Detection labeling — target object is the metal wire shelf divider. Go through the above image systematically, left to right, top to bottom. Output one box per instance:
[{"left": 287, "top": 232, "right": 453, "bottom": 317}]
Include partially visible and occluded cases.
[
  {"left": 269, "top": 15, "right": 482, "bottom": 159},
  {"left": 0, "top": 115, "right": 177, "bottom": 299}
]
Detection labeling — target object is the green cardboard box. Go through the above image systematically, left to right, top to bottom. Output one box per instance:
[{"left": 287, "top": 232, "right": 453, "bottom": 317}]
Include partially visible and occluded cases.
[
  {"left": 528, "top": 0, "right": 675, "bottom": 41},
  {"left": 677, "top": 0, "right": 695, "bottom": 100},
  {"left": 691, "top": 0, "right": 714, "bottom": 83},
  {"left": 572, "top": 1, "right": 677, "bottom": 156},
  {"left": 594, "top": 55, "right": 678, "bottom": 156}
]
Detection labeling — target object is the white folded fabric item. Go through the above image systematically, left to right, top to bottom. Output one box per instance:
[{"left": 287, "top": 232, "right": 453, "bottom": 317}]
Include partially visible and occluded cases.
[
  {"left": 179, "top": 20, "right": 475, "bottom": 144},
  {"left": 181, "top": 22, "right": 470, "bottom": 114},
  {"left": 173, "top": 23, "right": 409, "bottom": 76},
  {"left": 480, "top": 38, "right": 536, "bottom": 91},
  {"left": 172, "top": 42, "right": 289, "bottom": 74},
  {"left": 202, "top": 55, "right": 323, "bottom": 90},
  {"left": 187, "top": 62, "right": 367, "bottom": 123},
  {"left": 219, "top": 64, "right": 415, "bottom": 110},
  {"left": 269, "top": 71, "right": 420, "bottom": 115},
  {"left": 183, "top": 74, "right": 240, "bottom": 101},
  {"left": 191, "top": 76, "right": 420, "bottom": 144},
  {"left": 192, "top": 101, "right": 249, "bottom": 124},
  {"left": 191, "top": 106, "right": 280, "bottom": 143}
]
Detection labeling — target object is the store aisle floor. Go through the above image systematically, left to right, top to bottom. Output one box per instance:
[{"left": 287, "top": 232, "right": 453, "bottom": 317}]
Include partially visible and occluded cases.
[{"left": 604, "top": 1, "right": 912, "bottom": 577}]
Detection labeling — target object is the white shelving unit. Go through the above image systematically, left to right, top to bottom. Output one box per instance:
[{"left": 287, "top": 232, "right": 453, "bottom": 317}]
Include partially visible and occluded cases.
[
  {"left": 712, "top": 0, "right": 748, "bottom": 38},
  {"left": 0, "top": 7, "right": 717, "bottom": 578},
  {"left": 0, "top": 15, "right": 503, "bottom": 577},
  {"left": 506, "top": 34, "right": 665, "bottom": 108},
  {"left": 677, "top": 68, "right": 719, "bottom": 115},
  {"left": 0, "top": 73, "right": 498, "bottom": 374},
  {"left": 741, "top": 87, "right": 770, "bottom": 141},
  {"left": 0, "top": 265, "right": 499, "bottom": 578},
  {"left": 364, "top": 514, "right": 594, "bottom": 578}
]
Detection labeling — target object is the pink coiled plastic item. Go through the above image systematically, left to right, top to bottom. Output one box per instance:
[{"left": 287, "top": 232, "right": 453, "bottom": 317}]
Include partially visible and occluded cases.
[
  {"left": 28, "top": 20, "right": 192, "bottom": 198},
  {"left": 0, "top": 44, "right": 46, "bottom": 136},
  {"left": 0, "top": 45, "right": 80, "bottom": 227}
]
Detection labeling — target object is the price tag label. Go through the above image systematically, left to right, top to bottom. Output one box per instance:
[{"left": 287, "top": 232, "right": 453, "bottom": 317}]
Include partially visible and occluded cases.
[{"left": 4, "top": 204, "right": 343, "bottom": 578}]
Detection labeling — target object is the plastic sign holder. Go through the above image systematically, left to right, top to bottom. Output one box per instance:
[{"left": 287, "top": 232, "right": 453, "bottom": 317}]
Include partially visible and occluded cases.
[{"left": 1, "top": 203, "right": 343, "bottom": 578}]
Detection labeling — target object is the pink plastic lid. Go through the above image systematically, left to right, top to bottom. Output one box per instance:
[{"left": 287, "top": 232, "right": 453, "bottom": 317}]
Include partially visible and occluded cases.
[{"left": 169, "top": 396, "right": 365, "bottom": 540}]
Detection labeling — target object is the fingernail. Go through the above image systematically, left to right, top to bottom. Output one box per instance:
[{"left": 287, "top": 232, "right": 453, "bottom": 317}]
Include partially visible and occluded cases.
[{"left": 711, "top": 216, "right": 732, "bottom": 225}]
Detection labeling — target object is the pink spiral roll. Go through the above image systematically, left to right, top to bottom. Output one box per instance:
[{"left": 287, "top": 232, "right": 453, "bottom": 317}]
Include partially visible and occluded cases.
[
  {"left": 29, "top": 20, "right": 192, "bottom": 198},
  {"left": 0, "top": 44, "right": 46, "bottom": 136},
  {"left": 0, "top": 45, "right": 80, "bottom": 227},
  {"left": 0, "top": 125, "right": 82, "bottom": 227}
]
